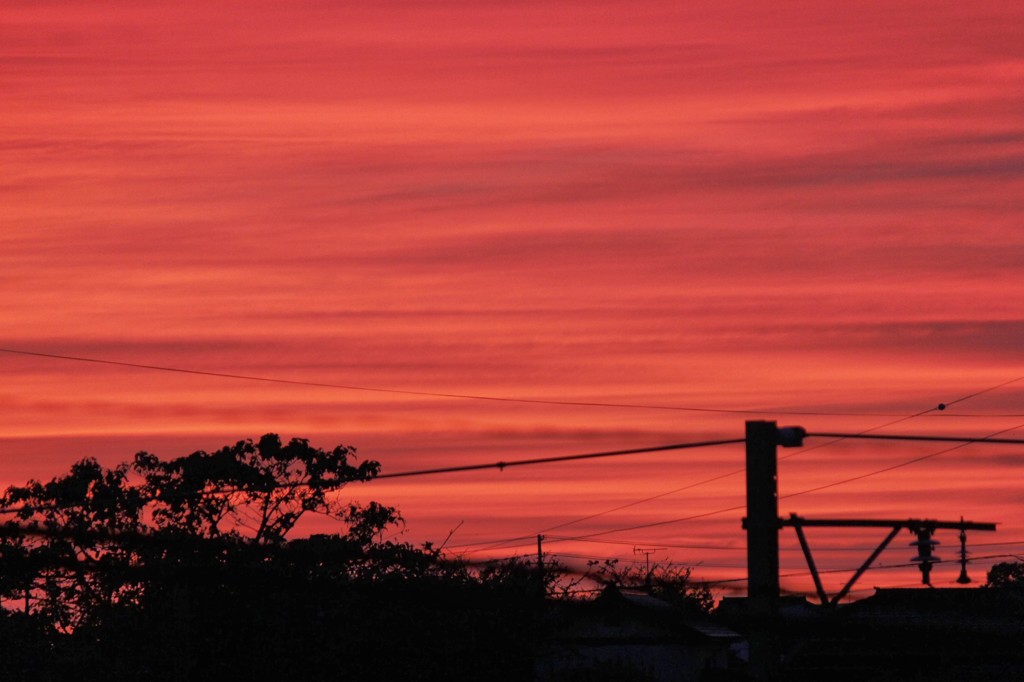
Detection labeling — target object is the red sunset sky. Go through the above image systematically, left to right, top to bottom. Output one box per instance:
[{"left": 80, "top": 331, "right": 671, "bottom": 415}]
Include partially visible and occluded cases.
[{"left": 3, "top": 1, "right": 1024, "bottom": 600}]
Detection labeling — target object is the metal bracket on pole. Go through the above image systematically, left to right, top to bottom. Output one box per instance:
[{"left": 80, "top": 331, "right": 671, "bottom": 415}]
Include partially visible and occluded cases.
[
  {"left": 789, "top": 514, "right": 828, "bottom": 606},
  {"left": 780, "top": 516, "right": 997, "bottom": 605},
  {"left": 830, "top": 526, "right": 901, "bottom": 605}
]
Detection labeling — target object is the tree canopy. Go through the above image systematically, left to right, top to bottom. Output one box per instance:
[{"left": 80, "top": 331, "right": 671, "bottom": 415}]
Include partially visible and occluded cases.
[
  {"left": 0, "top": 434, "right": 553, "bottom": 682},
  {"left": 0, "top": 434, "right": 388, "bottom": 630},
  {"left": 985, "top": 560, "right": 1024, "bottom": 590}
]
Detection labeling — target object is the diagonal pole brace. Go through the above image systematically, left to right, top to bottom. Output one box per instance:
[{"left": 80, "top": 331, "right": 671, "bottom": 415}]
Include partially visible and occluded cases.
[
  {"left": 790, "top": 513, "right": 829, "bottom": 606},
  {"left": 830, "top": 526, "right": 901, "bottom": 605}
]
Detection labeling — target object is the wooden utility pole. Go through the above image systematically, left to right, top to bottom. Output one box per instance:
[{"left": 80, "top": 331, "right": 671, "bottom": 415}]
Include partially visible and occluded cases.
[
  {"left": 743, "top": 420, "right": 804, "bottom": 681},
  {"left": 744, "top": 420, "right": 780, "bottom": 680},
  {"left": 745, "top": 421, "right": 780, "bottom": 606},
  {"left": 633, "top": 547, "right": 659, "bottom": 574}
]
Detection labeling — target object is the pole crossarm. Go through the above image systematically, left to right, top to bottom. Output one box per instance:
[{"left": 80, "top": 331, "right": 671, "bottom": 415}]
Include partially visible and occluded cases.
[
  {"left": 781, "top": 515, "right": 997, "bottom": 605},
  {"left": 780, "top": 517, "right": 997, "bottom": 532}
]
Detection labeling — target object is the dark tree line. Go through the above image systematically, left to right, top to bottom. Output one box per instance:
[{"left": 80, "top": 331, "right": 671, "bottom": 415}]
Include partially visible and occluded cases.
[
  {"left": 0, "top": 435, "right": 552, "bottom": 682},
  {"left": 986, "top": 560, "right": 1024, "bottom": 590}
]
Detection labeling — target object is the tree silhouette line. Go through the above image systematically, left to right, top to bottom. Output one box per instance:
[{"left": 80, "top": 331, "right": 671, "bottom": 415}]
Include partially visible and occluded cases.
[{"left": 0, "top": 434, "right": 566, "bottom": 681}]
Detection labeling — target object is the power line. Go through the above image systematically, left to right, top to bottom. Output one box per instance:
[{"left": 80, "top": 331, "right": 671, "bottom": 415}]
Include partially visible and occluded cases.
[
  {"left": 4, "top": 347, "right": 1021, "bottom": 417},
  {"left": 7, "top": 347, "right": 1024, "bottom": 565},
  {"left": 6, "top": 350, "right": 1022, "bottom": 536},
  {"left": 940, "top": 375, "right": 1024, "bottom": 408},
  {"left": 530, "top": 378, "right": 1024, "bottom": 544},
  {"left": 505, "top": 399, "right": 961, "bottom": 546},
  {"left": 485, "top": 410, "right": 940, "bottom": 549},
  {"left": 436, "top": 417, "right": 1024, "bottom": 552},
  {"left": 785, "top": 422, "right": 1024, "bottom": 500},
  {"left": 537, "top": 423, "right": 1024, "bottom": 543},
  {"left": 473, "top": 432, "right": 857, "bottom": 551},
  {"left": 807, "top": 432, "right": 1024, "bottom": 445},
  {"left": 0, "top": 438, "right": 744, "bottom": 516},
  {"left": 372, "top": 438, "right": 744, "bottom": 479},
  {"left": 533, "top": 469, "right": 744, "bottom": 535},
  {"left": 556, "top": 504, "right": 748, "bottom": 541},
  {"left": 459, "top": 524, "right": 1024, "bottom": 596},
  {"left": 456, "top": 532, "right": 998, "bottom": 558},
  {"left": 444, "top": 534, "right": 538, "bottom": 552},
  {"left": 454, "top": 535, "right": 747, "bottom": 555},
  {"left": 546, "top": 536, "right": 746, "bottom": 552},
  {"left": 968, "top": 540, "right": 1024, "bottom": 548},
  {"left": 699, "top": 553, "right": 1022, "bottom": 589}
]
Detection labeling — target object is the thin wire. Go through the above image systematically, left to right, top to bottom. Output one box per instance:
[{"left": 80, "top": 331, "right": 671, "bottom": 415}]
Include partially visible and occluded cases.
[
  {"left": 5, "top": 346, "right": 1019, "bottom": 417},
  {"left": 6, "top": 349, "right": 1024, "bottom": 559},
  {"left": 941, "top": 375, "right": 1024, "bottom": 408},
  {"left": 531, "top": 376, "right": 1024, "bottom": 544},
  {"left": 480, "top": 409, "right": 939, "bottom": 550},
  {"left": 785, "top": 422, "right": 1024, "bottom": 500},
  {"left": 527, "top": 425, "right": 1023, "bottom": 543},
  {"left": 807, "top": 432, "right": 1024, "bottom": 445},
  {"left": 471, "top": 434, "right": 852, "bottom": 552},
  {"left": 372, "top": 438, "right": 744, "bottom": 479},
  {"left": 0, "top": 439, "right": 743, "bottom": 516},
  {"left": 469, "top": 465, "right": 751, "bottom": 553},
  {"left": 535, "top": 469, "right": 743, "bottom": 534},
  {"left": 557, "top": 504, "right": 748, "bottom": 541},
  {"left": 456, "top": 532, "right": 998, "bottom": 558},
  {"left": 444, "top": 534, "right": 539, "bottom": 551},
  {"left": 454, "top": 535, "right": 747, "bottom": 556},
  {"left": 546, "top": 536, "right": 747, "bottom": 552},
  {"left": 968, "top": 540, "right": 1024, "bottom": 548},
  {"left": 464, "top": 549, "right": 749, "bottom": 572},
  {"left": 546, "top": 553, "right": 605, "bottom": 562},
  {"left": 703, "top": 553, "right": 1024, "bottom": 587}
]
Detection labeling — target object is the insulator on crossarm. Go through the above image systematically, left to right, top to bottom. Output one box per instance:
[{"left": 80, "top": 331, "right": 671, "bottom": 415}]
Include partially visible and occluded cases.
[
  {"left": 957, "top": 523, "right": 972, "bottom": 584},
  {"left": 909, "top": 528, "right": 940, "bottom": 586},
  {"left": 957, "top": 564, "right": 972, "bottom": 584}
]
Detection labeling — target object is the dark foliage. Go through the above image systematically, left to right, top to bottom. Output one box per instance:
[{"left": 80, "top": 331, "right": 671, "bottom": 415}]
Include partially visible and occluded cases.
[
  {"left": 0, "top": 435, "right": 551, "bottom": 682},
  {"left": 589, "top": 559, "right": 715, "bottom": 615},
  {"left": 985, "top": 561, "right": 1024, "bottom": 590}
]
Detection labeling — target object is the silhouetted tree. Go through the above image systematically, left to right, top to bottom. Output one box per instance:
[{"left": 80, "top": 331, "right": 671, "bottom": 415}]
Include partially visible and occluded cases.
[
  {"left": 134, "top": 433, "right": 379, "bottom": 543},
  {"left": 0, "top": 435, "right": 555, "bottom": 681},
  {"left": 0, "top": 435, "right": 382, "bottom": 629},
  {"left": 0, "top": 458, "right": 146, "bottom": 630},
  {"left": 591, "top": 560, "right": 714, "bottom": 614},
  {"left": 985, "top": 560, "right": 1024, "bottom": 589}
]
